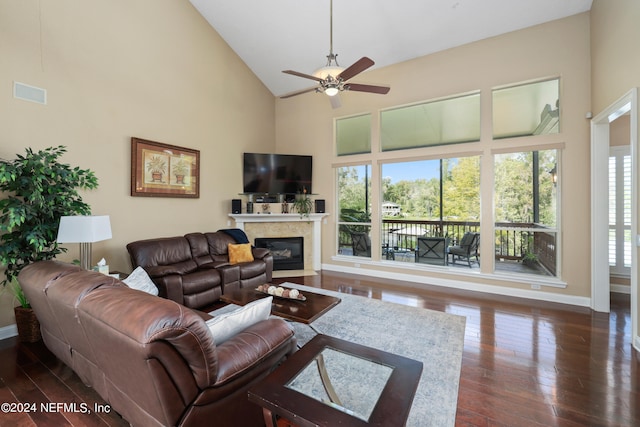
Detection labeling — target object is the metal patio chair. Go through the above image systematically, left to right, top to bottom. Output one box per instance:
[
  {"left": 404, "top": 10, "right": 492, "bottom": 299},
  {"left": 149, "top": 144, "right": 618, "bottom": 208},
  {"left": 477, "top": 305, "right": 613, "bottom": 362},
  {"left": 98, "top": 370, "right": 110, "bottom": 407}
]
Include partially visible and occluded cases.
[
  {"left": 350, "top": 232, "right": 372, "bottom": 257},
  {"left": 448, "top": 232, "right": 480, "bottom": 267},
  {"left": 415, "top": 237, "right": 449, "bottom": 265}
]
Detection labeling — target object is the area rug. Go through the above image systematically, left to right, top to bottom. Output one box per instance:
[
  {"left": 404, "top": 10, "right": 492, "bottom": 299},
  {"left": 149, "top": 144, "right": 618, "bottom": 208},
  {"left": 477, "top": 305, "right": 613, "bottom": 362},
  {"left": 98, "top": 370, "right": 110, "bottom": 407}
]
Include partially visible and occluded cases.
[{"left": 281, "top": 282, "right": 466, "bottom": 427}]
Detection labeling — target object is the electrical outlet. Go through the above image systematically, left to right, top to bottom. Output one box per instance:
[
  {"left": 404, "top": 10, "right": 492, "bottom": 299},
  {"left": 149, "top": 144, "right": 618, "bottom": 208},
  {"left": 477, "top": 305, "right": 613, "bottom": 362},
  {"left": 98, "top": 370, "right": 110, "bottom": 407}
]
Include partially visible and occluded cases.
[{"left": 531, "top": 284, "right": 541, "bottom": 290}]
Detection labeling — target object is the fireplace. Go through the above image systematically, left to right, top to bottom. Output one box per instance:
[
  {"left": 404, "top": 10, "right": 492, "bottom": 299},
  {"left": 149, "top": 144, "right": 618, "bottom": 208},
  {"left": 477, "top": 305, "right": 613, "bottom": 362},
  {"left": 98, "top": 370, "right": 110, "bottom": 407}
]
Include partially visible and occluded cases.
[{"left": 255, "top": 237, "right": 304, "bottom": 271}]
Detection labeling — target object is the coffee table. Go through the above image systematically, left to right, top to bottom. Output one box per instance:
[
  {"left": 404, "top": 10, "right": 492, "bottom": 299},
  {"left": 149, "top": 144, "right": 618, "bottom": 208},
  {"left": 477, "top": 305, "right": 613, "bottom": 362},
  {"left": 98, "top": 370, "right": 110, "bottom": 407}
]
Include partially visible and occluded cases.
[
  {"left": 220, "top": 286, "right": 340, "bottom": 324},
  {"left": 248, "top": 334, "right": 423, "bottom": 427}
]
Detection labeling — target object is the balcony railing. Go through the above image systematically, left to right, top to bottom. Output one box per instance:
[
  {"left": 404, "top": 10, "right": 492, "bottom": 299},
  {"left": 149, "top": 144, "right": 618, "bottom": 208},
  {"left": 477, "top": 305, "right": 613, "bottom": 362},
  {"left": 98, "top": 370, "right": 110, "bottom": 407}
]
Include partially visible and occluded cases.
[
  {"left": 339, "top": 219, "right": 556, "bottom": 276},
  {"left": 377, "top": 219, "right": 478, "bottom": 251},
  {"left": 495, "top": 222, "right": 556, "bottom": 275}
]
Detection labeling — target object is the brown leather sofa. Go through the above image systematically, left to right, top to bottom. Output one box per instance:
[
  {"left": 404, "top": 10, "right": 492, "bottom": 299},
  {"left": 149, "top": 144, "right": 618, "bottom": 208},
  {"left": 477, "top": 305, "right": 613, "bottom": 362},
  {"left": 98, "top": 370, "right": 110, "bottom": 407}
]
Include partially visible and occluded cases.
[
  {"left": 127, "top": 231, "right": 273, "bottom": 309},
  {"left": 19, "top": 260, "right": 296, "bottom": 427}
]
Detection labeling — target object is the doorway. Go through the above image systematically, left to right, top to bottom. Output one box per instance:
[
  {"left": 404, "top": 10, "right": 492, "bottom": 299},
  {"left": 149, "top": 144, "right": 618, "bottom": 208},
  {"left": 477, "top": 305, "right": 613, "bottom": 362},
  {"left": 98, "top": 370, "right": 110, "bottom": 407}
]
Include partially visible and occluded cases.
[{"left": 590, "top": 88, "right": 638, "bottom": 349}]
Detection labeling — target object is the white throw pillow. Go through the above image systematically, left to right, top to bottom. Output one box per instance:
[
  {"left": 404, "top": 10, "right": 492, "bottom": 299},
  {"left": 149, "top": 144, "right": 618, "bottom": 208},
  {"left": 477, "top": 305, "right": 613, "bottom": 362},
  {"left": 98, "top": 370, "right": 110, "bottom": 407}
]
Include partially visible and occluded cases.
[
  {"left": 123, "top": 266, "right": 159, "bottom": 296},
  {"left": 206, "top": 296, "right": 272, "bottom": 344}
]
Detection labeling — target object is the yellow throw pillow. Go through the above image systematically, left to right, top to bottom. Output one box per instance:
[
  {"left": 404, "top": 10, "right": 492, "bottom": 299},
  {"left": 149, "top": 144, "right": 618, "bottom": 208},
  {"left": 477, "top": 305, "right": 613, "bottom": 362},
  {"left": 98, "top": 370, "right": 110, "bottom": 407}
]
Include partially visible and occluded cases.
[{"left": 228, "top": 243, "right": 254, "bottom": 265}]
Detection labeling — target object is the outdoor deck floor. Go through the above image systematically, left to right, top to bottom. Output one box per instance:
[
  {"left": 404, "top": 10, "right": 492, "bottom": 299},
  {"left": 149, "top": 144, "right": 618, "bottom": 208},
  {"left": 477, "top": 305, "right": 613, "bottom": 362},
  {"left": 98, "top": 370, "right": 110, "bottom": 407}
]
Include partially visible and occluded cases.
[{"left": 339, "top": 246, "right": 552, "bottom": 276}]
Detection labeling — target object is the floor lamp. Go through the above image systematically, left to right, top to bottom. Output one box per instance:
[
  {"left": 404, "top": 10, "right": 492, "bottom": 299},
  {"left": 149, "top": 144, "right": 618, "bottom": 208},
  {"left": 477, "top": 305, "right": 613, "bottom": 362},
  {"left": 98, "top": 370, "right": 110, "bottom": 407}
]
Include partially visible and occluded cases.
[{"left": 56, "top": 215, "right": 112, "bottom": 270}]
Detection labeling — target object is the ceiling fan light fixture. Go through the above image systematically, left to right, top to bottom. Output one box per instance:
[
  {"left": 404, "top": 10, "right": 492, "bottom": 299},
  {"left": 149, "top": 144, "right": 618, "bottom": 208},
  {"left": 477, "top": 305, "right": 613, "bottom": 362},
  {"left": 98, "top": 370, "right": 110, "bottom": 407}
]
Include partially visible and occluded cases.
[
  {"left": 279, "top": 0, "right": 389, "bottom": 104},
  {"left": 313, "top": 65, "right": 344, "bottom": 80},
  {"left": 324, "top": 86, "right": 340, "bottom": 97}
]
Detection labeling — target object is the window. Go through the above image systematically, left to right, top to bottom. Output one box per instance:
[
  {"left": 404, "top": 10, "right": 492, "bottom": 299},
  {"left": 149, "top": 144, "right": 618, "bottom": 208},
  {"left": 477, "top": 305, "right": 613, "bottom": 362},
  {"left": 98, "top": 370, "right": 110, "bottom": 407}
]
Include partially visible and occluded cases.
[
  {"left": 332, "top": 77, "right": 562, "bottom": 278},
  {"left": 493, "top": 79, "right": 560, "bottom": 139},
  {"left": 381, "top": 93, "right": 480, "bottom": 151},
  {"left": 336, "top": 114, "right": 371, "bottom": 156},
  {"left": 609, "top": 146, "right": 631, "bottom": 276},
  {"left": 494, "top": 149, "right": 559, "bottom": 277},
  {"left": 380, "top": 156, "right": 480, "bottom": 263},
  {"left": 337, "top": 164, "right": 372, "bottom": 257}
]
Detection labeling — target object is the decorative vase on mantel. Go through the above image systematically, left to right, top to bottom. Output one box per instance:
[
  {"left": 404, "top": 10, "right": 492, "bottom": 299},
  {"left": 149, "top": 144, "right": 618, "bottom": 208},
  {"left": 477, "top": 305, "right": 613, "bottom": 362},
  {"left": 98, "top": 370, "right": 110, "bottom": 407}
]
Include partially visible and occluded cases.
[
  {"left": 278, "top": 194, "right": 289, "bottom": 213},
  {"left": 14, "top": 306, "right": 41, "bottom": 343}
]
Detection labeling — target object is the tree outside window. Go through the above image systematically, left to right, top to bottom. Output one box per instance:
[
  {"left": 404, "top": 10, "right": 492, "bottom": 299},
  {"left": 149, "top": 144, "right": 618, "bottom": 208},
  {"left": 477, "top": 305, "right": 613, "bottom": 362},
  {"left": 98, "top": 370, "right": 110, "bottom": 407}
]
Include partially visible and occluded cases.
[
  {"left": 494, "top": 149, "right": 558, "bottom": 276},
  {"left": 380, "top": 156, "right": 480, "bottom": 256},
  {"left": 337, "top": 165, "right": 371, "bottom": 257}
]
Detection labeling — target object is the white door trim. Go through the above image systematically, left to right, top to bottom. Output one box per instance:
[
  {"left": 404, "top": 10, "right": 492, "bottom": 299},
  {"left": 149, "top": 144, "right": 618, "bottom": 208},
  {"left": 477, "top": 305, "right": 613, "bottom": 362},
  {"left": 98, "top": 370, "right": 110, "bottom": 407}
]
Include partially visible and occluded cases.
[{"left": 590, "top": 88, "right": 638, "bottom": 351}]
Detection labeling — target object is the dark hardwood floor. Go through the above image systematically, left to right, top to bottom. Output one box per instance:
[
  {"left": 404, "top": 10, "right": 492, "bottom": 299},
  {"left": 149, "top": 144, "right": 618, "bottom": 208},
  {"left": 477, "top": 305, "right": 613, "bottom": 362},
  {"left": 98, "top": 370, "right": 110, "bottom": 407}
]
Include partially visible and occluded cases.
[
  {"left": 1, "top": 270, "right": 637, "bottom": 426},
  {"left": 278, "top": 273, "right": 639, "bottom": 427}
]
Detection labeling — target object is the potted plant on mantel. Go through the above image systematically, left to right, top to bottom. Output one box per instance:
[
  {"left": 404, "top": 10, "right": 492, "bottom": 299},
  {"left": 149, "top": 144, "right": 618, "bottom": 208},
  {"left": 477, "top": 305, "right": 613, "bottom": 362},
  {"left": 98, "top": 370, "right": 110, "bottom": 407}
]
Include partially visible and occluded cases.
[
  {"left": 0, "top": 146, "right": 98, "bottom": 342},
  {"left": 292, "top": 187, "right": 313, "bottom": 219}
]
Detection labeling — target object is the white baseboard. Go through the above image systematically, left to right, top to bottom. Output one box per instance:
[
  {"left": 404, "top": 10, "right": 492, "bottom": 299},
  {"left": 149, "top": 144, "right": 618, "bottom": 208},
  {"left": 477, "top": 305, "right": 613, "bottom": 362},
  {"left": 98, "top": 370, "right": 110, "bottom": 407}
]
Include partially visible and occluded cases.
[
  {"left": 322, "top": 263, "right": 591, "bottom": 308},
  {"left": 273, "top": 269, "right": 318, "bottom": 278},
  {"left": 611, "top": 283, "right": 631, "bottom": 294},
  {"left": 0, "top": 323, "right": 18, "bottom": 340}
]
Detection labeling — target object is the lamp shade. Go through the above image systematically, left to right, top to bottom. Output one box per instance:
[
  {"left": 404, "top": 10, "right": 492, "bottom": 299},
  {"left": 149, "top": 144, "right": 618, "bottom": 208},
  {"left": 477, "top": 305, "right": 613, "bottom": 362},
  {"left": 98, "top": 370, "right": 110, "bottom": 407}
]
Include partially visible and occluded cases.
[{"left": 57, "top": 215, "right": 112, "bottom": 243}]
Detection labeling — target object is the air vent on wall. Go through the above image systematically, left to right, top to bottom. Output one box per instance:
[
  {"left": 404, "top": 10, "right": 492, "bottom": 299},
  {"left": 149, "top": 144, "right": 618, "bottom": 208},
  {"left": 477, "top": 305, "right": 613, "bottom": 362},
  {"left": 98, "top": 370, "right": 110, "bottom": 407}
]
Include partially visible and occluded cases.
[{"left": 13, "top": 81, "right": 47, "bottom": 105}]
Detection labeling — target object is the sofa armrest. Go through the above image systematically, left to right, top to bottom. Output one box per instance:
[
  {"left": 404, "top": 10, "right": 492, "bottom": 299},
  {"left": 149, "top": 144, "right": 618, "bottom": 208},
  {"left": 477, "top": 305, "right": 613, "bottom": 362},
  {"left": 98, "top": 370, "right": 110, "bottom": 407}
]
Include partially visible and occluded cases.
[
  {"left": 251, "top": 247, "right": 270, "bottom": 260},
  {"left": 262, "top": 253, "right": 273, "bottom": 283},
  {"left": 145, "top": 260, "right": 198, "bottom": 277},
  {"left": 216, "top": 264, "right": 240, "bottom": 293},
  {"left": 152, "top": 275, "right": 185, "bottom": 305},
  {"left": 78, "top": 286, "right": 219, "bottom": 391},
  {"left": 214, "top": 318, "right": 296, "bottom": 385}
]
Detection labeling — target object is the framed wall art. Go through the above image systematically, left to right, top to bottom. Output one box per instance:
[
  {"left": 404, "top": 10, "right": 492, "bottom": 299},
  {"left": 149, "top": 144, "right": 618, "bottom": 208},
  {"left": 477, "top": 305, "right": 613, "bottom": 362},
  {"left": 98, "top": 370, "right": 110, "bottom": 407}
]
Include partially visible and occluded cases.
[{"left": 131, "top": 137, "right": 200, "bottom": 198}]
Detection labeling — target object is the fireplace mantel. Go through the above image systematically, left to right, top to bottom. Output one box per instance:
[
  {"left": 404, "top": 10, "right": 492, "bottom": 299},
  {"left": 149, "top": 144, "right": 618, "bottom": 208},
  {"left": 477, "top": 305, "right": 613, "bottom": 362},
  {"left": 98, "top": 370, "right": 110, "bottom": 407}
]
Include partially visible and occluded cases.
[
  {"left": 229, "top": 213, "right": 328, "bottom": 271},
  {"left": 229, "top": 213, "right": 327, "bottom": 224}
]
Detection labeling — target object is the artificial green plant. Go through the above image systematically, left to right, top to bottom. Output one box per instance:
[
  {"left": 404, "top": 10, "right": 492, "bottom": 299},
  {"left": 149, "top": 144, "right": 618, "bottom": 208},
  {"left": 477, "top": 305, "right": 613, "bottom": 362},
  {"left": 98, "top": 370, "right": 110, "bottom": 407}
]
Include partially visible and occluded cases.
[
  {"left": 0, "top": 146, "right": 98, "bottom": 287},
  {"left": 9, "top": 279, "right": 29, "bottom": 308}
]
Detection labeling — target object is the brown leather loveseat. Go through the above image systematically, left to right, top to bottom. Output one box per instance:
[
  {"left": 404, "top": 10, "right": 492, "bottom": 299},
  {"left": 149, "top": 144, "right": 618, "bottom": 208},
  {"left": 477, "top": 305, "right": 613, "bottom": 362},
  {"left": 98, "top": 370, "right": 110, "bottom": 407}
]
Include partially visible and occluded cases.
[
  {"left": 127, "top": 231, "right": 273, "bottom": 309},
  {"left": 19, "top": 260, "right": 296, "bottom": 427}
]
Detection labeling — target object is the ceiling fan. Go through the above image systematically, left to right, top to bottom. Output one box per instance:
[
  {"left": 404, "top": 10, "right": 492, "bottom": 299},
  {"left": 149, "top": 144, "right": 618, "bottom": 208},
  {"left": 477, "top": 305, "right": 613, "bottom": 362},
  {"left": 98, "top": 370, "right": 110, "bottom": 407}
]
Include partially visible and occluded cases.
[{"left": 280, "top": 0, "right": 390, "bottom": 107}]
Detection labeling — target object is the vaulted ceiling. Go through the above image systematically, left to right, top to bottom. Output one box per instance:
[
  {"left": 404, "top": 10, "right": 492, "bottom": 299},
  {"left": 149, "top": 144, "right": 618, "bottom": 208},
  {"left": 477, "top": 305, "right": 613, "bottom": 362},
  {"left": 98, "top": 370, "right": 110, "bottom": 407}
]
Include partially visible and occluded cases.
[{"left": 189, "top": 0, "right": 592, "bottom": 97}]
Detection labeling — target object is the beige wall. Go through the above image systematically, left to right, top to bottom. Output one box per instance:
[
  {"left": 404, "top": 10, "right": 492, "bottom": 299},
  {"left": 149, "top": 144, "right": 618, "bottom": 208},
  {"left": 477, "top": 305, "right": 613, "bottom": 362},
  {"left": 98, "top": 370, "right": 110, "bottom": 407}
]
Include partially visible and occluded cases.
[
  {"left": 0, "top": 0, "right": 276, "bottom": 327},
  {"left": 591, "top": 0, "right": 640, "bottom": 113},
  {"left": 276, "top": 13, "right": 592, "bottom": 299},
  {"left": 610, "top": 115, "right": 631, "bottom": 147}
]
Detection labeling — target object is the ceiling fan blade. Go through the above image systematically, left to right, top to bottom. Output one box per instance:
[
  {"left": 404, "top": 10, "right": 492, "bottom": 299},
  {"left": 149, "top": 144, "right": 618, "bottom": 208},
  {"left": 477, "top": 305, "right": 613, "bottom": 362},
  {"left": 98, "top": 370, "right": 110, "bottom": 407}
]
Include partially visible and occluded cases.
[
  {"left": 337, "top": 57, "right": 375, "bottom": 82},
  {"left": 282, "top": 70, "right": 323, "bottom": 82},
  {"left": 346, "top": 83, "right": 390, "bottom": 95},
  {"left": 280, "top": 86, "right": 318, "bottom": 99},
  {"left": 329, "top": 94, "right": 342, "bottom": 109}
]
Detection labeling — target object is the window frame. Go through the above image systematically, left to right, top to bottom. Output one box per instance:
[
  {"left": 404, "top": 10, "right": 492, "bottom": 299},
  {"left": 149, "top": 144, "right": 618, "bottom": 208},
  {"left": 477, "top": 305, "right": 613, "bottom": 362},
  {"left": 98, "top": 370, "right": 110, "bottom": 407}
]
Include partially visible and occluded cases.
[
  {"left": 493, "top": 148, "right": 562, "bottom": 278},
  {"left": 335, "top": 162, "right": 373, "bottom": 258}
]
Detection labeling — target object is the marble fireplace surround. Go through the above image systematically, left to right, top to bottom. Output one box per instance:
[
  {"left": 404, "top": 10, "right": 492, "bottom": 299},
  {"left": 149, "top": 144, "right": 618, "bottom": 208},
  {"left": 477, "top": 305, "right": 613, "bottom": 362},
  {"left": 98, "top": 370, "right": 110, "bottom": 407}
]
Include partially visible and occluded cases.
[{"left": 229, "top": 213, "right": 328, "bottom": 271}]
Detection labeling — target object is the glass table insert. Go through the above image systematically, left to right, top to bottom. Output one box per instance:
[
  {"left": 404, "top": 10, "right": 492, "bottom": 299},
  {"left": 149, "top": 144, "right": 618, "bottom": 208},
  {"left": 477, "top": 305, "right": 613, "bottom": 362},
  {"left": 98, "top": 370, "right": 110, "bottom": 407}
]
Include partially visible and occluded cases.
[
  {"left": 248, "top": 334, "right": 423, "bottom": 427},
  {"left": 286, "top": 347, "right": 394, "bottom": 421}
]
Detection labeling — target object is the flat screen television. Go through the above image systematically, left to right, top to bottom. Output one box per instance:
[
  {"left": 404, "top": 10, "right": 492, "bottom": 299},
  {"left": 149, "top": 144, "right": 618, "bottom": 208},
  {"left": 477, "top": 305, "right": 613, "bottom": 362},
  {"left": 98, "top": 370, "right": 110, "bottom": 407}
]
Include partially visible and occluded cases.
[{"left": 243, "top": 153, "right": 312, "bottom": 198}]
